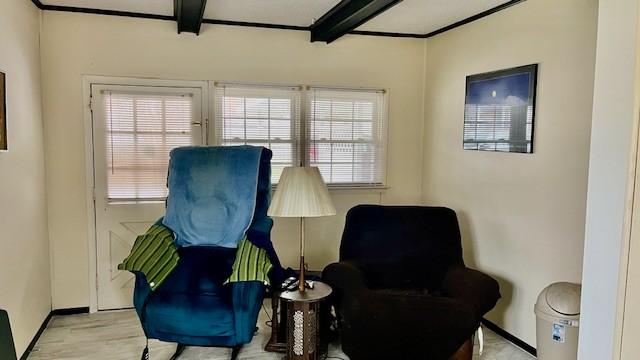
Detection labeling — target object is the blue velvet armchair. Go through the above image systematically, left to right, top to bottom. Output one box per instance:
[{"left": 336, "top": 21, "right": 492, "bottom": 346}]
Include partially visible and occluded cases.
[{"left": 132, "top": 146, "right": 282, "bottom": 359}]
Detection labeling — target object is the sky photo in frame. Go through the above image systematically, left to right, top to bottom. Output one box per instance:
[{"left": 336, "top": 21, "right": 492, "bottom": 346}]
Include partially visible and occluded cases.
[{"left": 464, "top": 64, "right": 537, "bottom": 153}]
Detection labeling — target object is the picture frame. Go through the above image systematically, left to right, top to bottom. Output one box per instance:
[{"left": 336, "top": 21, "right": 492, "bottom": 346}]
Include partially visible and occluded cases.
[
  {"left": 463, "top": 64, "right": 538, "bottom": 153},
  {"left": 0, "top": 70, "right": 6, "bottom": 152}
]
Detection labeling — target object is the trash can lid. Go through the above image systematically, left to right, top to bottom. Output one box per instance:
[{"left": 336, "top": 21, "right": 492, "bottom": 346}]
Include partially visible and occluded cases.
[{"left": 545, "top": 282, "right": 581, "bottom": 315}]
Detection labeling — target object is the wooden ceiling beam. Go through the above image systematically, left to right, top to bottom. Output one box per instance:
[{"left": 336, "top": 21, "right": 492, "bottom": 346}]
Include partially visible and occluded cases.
[
  {"left": 175, "top": 0, "right": 208, "bottom": 35},
  {"left": 310, "top": 0, "right": 403, "bottom": 43}
]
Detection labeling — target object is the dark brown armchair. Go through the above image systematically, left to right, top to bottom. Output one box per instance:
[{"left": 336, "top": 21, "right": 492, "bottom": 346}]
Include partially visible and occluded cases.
[{"left": 322, "top": 205, "right": 500, "bottom": 360}]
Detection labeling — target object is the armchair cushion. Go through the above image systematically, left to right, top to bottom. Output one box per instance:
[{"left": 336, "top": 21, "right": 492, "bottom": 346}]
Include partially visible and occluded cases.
[
  {"left": 118, "top": 223, "right": 179, "bottom": 291},
  {"left": 225, "top": 237, "right": 273, "bottom": 285},
  {"left": 133, "top": 246, "right": 263, "bottom": 346},
  {"left": 158, "top": 246, "right": 235, "bottom": 294},
  {"left": 144, "top": 290, "right": 234, "bottom": 338}
]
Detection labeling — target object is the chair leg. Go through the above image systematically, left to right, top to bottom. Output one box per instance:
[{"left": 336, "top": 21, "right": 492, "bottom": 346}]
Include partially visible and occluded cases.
[
  {"left": 449, "top": 338, "right": 473, "bottom": 360},
  {"left": 140, "top": 344, "right": 149, "bottom": 360},
  {"left": 169, "top": 344, "right": 186, "bottom": 360},
  {"left": 230, "top": 345, "right": 241, "bottom": 360}
]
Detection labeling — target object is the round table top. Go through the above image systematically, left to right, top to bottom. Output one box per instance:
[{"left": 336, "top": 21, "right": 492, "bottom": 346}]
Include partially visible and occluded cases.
[{"left": 279, "top": 281, "right": 332, "bottom": 302}]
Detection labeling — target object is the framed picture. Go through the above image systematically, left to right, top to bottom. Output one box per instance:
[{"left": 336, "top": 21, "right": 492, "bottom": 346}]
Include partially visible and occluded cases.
[
  {"left": 463, "top": 64, "right": 538, "bottom": 153},
  {"left": 0, "top": 70, "right": 6, "bottom": 151}
]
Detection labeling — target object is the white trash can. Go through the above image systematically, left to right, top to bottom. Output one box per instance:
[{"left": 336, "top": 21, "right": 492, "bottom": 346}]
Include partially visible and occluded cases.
[{"left": 535, "top": 282, "right": 581, "bottom": 360}]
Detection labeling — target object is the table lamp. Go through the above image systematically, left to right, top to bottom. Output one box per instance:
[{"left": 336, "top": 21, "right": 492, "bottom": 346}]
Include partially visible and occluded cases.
[{"left": 268, "top": 166, "right": 336, "bottom": 292}]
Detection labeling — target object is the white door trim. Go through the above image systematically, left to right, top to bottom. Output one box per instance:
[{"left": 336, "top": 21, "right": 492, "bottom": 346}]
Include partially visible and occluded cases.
[{"left": 82, "top": 75, "right": 209, "bottom": 313}]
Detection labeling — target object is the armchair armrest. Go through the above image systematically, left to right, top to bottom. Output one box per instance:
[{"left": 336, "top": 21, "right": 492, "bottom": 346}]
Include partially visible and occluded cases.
[
  {"left": 322, "top": 261, "right": 369, "bottom": 294},
  {"left": 322, "top": 261, "right": 370, "bottom": 324},
  {"left": 442, "top": 265, "right": 501, "bottom": 316},
  {"left": 132, "top": 272, "right": 152, "bottom": 321},
  {"left": 231, "top": 281, "right": 265, "bottom": 344}
]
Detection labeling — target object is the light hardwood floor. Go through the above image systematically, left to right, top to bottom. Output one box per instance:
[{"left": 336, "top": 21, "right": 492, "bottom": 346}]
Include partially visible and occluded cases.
[{"left": 28, "top": 305, "right": 534, "bottom": 360}]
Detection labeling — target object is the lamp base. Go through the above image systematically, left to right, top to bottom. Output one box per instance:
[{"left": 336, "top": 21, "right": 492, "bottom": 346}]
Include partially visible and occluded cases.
[{"left": 298, "top": 256, "right": 305, "bottom": 292}]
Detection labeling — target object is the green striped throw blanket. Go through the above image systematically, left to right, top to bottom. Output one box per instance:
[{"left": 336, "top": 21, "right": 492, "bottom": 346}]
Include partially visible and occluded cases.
[
  {"left": 118, "top": 224, "right": 180, "bottom": 291},
  {"left": 226, "top": 238, "right": 273, "bottom": 285}
]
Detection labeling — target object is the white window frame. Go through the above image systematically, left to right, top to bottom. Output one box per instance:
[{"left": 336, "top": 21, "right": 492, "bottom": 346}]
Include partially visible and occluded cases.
[
  {"left": 211, "top": 82, "right": 389, "bottom": 189},
  {"left": 212, "top": 82, "right": 303, "bottom": 184},
  {"left": 93, "top": 85, "right": 206, "bottom": 202},
  {"left": 305, "top": 86, "right": 389, "bottom": 188}
]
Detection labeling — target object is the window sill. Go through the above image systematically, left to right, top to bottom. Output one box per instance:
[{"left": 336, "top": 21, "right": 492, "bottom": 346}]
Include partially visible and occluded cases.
[
  {"left": 271, "top": 184, "right": 389, "bottom": 192},
  {"left": 109, "top": 185, "right": 390, "bottom": 204},
  {"left": 328, "top": 185, "right": 389, "bottom": 191},
  {"left": 107, "top": 199, "right": 166, "bottom": 205}
]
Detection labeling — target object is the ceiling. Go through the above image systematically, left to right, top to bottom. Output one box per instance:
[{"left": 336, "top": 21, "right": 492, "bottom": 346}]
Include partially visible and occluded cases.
[
  {"left": 40, "top": 0, "right": 517, "bottom": 35},
  {"left": 203, "top": 0, "right": 341, "bottom": 28},
  {"left": 359, "top": 0, "right": 513, "bottom": 34}
]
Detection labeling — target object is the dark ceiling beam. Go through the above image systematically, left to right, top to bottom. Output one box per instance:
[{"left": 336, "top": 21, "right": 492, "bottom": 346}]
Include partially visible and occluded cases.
[
  {"left": 31, "top": 0, "right": 44, "bottom": 9},
  {"left": 174, "top": 0, "right": 208, "bottom": 35},
  {"left": 310, "top": 0, "right": 403, "bottom": 43}
]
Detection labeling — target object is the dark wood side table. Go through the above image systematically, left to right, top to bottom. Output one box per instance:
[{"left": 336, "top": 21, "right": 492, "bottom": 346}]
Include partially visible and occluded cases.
[
  {"left": 265, "top": 271, "right": 323, "bottom": 354},
  {"left": 270, "top": 282, "right": 332, "bottom": 360},
  {"left": 265, "top": 289, "right": 287, "bottom": 353}
]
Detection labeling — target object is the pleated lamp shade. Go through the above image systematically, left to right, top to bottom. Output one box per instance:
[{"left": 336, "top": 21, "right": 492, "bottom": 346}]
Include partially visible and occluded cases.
[{"left": 268, "top": 167, "right": 336, "bottom": 218}]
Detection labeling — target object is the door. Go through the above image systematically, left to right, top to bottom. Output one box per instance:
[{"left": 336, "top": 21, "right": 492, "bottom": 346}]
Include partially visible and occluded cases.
[{"left": 91, "top": 83, "right": 207, "bottom": 310}]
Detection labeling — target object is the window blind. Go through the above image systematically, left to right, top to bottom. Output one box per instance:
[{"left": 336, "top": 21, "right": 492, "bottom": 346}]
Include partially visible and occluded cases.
[
  {"left": 214, "top": 85, "right": 301, "bottom": 183},
  {"left": 306, "top": 88, "right": 387, "bottom": 186},
  {"left": 103, "top": 91, "right": 197, "bottom": 200}
]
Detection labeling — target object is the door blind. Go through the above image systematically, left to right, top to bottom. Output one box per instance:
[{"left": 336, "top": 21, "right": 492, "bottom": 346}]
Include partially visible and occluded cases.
[
  {"left": 214, "top": 84, "right": 301, "bottom": 183},
  {"left": 306, "top": 88, "right": 387, "bottom": 186},
  {"left": 103, "top": 91, "right": 197, "bottom": 200}
]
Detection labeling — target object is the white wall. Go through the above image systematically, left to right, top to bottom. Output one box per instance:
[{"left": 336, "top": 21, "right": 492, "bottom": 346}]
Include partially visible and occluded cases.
[
  {"left": 0, "top": 0, "right": 52, "bottom": 356},
  {"left": 422, "top": 0, "right": 598, "bottom": 346},
  {"left": 579, "top": 0, "right": 640, "bottom": 359},
  {"left": 40, "top": 12, "right": 426, "bottom": 309},
  {"left": 621, "top": 142, "right": 640, "bottom": 360}
]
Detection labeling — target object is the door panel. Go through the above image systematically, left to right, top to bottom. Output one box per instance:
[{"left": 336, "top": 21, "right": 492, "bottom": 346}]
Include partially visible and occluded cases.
[{"left": 91, "top": 84, "right": 206, "bottom": 310}]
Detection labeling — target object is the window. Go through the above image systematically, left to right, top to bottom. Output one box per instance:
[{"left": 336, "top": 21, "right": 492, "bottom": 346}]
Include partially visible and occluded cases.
[
  {"left": 100, "top": 82, "right": 386, "bottom": 201},
  {"left": 214, "top": 84, "right": 387, "bottom": 186},
  {"left": 214, "top": 85, "right": 301, "bottom": 184},
  {"left": 307, "top": 88, "right": 387, "bottom": 186},
  {"left": 103, "top": 90, "right": 200, "bottom": 200}
]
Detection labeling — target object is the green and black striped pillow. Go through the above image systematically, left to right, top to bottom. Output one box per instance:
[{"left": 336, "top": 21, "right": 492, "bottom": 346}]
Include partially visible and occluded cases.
[
  {"left": 118, "top": 224, "right": 180, "bottom": 291},
  {"left": 226, "top": 238, "right": 273, "bottom": 285}
]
